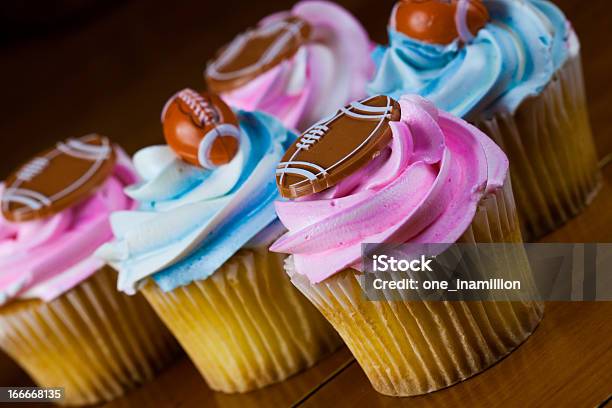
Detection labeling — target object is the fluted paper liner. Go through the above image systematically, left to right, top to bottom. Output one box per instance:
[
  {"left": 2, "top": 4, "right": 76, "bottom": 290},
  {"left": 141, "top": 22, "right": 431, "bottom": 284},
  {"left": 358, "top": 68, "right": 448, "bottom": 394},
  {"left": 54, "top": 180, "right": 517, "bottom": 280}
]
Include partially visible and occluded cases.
[
  {"left": 477, "top": 53, "right": 601, "bottom": 240},
  {"left": 287, "top": 180, "right": 544, "bottom": 397},
  {"left": 141, "top": 248, "right": 342, "bottom": 394},
  {"left": 0, "top": 267, "right": 179, "bottom": 406}
]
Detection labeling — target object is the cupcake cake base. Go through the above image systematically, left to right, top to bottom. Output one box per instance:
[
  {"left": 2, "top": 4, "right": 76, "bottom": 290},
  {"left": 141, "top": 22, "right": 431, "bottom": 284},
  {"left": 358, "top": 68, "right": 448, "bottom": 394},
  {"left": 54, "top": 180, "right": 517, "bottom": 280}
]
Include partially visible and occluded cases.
[
  {"left": 478, "top": 54, "right": 601, "bottom": 240},
  {"left": 287, "top": 181, "right": 544, "bottom": 397},
  {"left": 141, "top": 248, "right": 342, "bottom": 394},
  {"left": 0, "top": 267, "right": 180, "bottom": 406}
]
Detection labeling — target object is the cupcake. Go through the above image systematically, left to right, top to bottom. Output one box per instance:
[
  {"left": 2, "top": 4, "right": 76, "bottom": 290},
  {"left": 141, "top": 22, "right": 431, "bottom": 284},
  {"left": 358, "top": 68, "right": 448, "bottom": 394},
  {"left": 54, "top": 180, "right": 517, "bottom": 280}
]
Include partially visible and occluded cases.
[
  {"left": 205, "top": 0, "right": 373, "bottom": 132},
  {"left": 367, "top": 0, "right": 601, "bottom": 239},
  {"left": 96, "top": 89, "right": 341, "bottom": 393},
  {"left": 271, "top": 94, "right": 543, "bottom": 396},
  {"left": 0, "top": 135, "right": 178, "bottom": 405}
]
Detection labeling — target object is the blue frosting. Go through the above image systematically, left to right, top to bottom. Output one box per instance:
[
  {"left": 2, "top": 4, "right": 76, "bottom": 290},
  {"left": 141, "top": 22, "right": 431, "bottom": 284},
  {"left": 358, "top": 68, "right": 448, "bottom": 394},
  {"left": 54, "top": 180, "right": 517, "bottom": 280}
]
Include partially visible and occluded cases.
[
  {"left": 367, "top": 0, "right": 572, "bottom": 118},
  {"left": 96, "top": 111, "right": 296, "bottom": 293},
  {"left": 152, "top": 112, "right": 294, "bottom": 291}
]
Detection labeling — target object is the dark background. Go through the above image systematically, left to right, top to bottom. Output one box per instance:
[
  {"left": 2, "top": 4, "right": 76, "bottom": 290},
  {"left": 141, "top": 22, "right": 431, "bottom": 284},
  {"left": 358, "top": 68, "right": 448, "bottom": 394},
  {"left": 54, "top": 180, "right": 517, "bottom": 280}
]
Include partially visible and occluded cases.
[
  {"left": 0, "top": 0, "right": 610, "bottom": 180},
  {"left": 1, "top": 2, "right": 611, "bottom": 406}
]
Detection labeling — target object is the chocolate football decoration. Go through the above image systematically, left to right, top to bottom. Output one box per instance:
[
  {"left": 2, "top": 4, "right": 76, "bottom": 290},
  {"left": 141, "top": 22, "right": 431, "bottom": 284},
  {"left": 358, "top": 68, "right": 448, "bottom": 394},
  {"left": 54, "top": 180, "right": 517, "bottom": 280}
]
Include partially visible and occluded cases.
[
  {"left": 391, "top": 0, "right": 489, "bottom": 45},
  {"left": 206, "top": 16, "right": 312, "bottom": 93},
  {"left": 162, "top": 88, "right": 240, "bottom": 169},
  {"left": 276, "top": 95, "right": 401, "bottom": 199},
  {"left": 1, "top": 134, "right": 116, "bottom": 222}
]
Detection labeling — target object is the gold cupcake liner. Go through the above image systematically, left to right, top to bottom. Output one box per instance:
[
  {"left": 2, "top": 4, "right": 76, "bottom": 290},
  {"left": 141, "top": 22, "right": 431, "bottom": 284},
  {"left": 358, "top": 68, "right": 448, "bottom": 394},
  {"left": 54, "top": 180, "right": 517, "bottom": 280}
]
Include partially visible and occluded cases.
[
  {"left": 477, "top": 54, "right": 601, "bottom": 240},
  {"left": 286, "top": 180, "right": 544, "bottom": 397},
  {"left": 141, "top": 248, "right": 342, "bottom": 394},
  {"left": 0, "top": 267, "right": 180, "bottom": 406}
]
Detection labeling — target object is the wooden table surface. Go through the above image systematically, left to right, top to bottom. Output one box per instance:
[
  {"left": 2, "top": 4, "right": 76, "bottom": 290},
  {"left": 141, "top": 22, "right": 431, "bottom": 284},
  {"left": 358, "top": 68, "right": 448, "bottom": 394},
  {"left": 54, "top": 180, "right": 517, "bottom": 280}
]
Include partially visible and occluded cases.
[
  {"left": 0, "top": 1, "right": 611, "bottom": 407},
  {"left": 111, "top": 162, "right": 612, "bottom": 408}
]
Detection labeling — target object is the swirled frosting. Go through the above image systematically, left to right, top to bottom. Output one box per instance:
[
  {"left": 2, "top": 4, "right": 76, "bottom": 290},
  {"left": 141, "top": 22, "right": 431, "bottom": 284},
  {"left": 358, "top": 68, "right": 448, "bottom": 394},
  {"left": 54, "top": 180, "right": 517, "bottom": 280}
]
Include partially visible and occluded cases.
[
  {"left": 214, "top": 0, "right": 374, "bottom": 131},
  {"left": 368, "top": 0, "right": 577, "bottom": 119},
  {"left": 270, "top": 95, "right": 508, "bottom": 283},
  {"left": 96, "top": 111, "right": 296, "bottom": 294},
  {"left": 0, "top": 149, "right": 136, "bottom": 304}
]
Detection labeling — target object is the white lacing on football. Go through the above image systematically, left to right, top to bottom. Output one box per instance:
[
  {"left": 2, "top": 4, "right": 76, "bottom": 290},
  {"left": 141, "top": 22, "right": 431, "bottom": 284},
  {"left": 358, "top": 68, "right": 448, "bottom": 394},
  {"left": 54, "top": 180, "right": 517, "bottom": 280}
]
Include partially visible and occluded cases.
[
  {"left": 207, "top": 18, "right": 306, "bottom": 81},
  {"left": 261, "top": 19, "right": 305, "bottom": 70},
  {"left": 177, "top": 88, "right": 219, "bottom": 126},
  {"left": 276, "top": 95, "right": 394, "bottom": 186},
  {"left": 340, "top": 101, "right": 394, "bottom": 121},
  {"left": 197, "top": 123, "right": 241, "bottom": 169},
  {"left": 296, "top": 124, "right": 329, "bottom": 150},
  {"left": 2, "top": 134, "right": 112, "bottom": 217},
  {"left": 56, "top": 138, "right": 112, "bottom": 161},
  {"left": 16, "top": 158, "right": 49, "bottom": 182},
  {"left": 276, "top": 161, "right": 327, "bottom": 181},
  {"left": 2, "top": 188, "right": 51, "bottom": 212}
]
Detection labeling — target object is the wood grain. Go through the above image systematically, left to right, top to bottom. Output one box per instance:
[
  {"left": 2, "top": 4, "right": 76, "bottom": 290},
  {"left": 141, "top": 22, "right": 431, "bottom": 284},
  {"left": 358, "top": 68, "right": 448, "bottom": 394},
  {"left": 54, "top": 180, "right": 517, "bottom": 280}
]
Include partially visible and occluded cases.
[
  {"left": 0, "top": 0, "right": 611, "bottom": 407},
  {"left": 0, "top": 1, "right": 610, "bottom": 179},
  {"left": 97, "top": 156, "right": 612, "bottom": 408},
  {"left": 297, "top": 160, "right": 612, "bottom": 408},
  {"left": 541, "top": 163, "right": 612, "bottom": 243},
  {"left": 301, "top": 302, "right": 612, "bottom": 408},
  {"left": 104, "top": 347, "right": 354, "bottom": 408}
]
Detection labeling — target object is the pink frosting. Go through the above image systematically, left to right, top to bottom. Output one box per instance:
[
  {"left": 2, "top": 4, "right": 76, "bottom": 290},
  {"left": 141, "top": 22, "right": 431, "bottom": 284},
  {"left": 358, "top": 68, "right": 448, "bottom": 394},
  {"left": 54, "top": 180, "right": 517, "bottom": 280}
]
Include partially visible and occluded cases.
[
  {"left": 218, "top": 0, "right": 374, "bottom": 132},
  {"left": 270, "top": 95, "right": 508, "bottom": 283},
  {"left": 0, "top": 148, "right": 137, "bottom": 304}
]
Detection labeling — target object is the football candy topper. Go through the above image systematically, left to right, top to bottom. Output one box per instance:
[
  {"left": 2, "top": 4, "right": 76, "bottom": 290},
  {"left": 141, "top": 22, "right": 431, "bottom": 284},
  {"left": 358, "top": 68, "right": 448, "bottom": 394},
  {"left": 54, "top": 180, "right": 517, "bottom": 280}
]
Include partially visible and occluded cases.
[
  {"left": 391, "top": 0, "right": 489, "bottom": 45},
  {"left": 205, "top": 16, "right": 312, "bottom": 93},
  {"left": 162, "top": 88, "right": 240, "bottom": 169},
  {"left": 276, "top": 95, "right": 401, "bottom": 199},
  {"left": 1, "top": 134, "right": 116, "bottom": 222}
]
